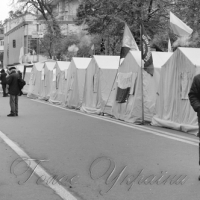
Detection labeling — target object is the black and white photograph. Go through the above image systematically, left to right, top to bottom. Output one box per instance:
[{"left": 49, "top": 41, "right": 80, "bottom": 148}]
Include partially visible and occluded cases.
[{"left": 0, "top": 0, "right": 199, "bottom": 199}]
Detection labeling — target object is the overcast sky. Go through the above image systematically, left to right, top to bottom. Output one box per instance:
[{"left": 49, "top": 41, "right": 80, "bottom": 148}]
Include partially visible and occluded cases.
[{"left": 0, "top": 0, "right": 14, "bottom": 22}]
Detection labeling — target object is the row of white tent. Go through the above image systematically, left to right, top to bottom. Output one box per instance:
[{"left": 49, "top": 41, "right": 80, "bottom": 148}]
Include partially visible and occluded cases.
[{"left": 14, "top": 47, "right": 200, "bottom": 136}]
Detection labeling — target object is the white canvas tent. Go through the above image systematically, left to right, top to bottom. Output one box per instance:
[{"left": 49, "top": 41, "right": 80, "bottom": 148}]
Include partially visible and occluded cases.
[
  {"left": 152, "top": 47, "right": 200, "bottom": 136},
  {"left": 112, "top": 51, "right": 173, "bottom": 123},
  {"left": 81, "top": 55, "right": 120, "bottom": 114},
  {"left": 63, "top": 57, "right": 91, "bottom": 109},
  {"left": 38, "top": 61, "right": 56, "bottom": 100},
  {"left": 49, "top": 61, "right": 70, "bottom": 105},
  {"left": 27, "top": 62, "right": 44, "bottom": 99},
  {"left": 15, "top": 63, "right": 33, "bottom": 94}
]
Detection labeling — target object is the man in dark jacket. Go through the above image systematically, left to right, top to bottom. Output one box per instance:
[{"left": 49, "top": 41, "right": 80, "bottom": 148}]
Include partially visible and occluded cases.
[
  {"left": 6, "top": 67, "right": 20, "bottom": 117},
  {"left": 0, "top": 69, "right": 8, "bottom": 97},
  {"left": 17, "top": 70, "right": 24, "bottom": 96},
  {"left": 188, "top": 74, "right": 200, "bottom": 180}
]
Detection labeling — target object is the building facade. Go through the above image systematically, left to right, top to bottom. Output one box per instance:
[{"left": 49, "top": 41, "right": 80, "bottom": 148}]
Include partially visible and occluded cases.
[
  {"left": 3, "top": 0, "right": 83, "bottom": 66},
  {"left": 51, "top": 0, "right": 84, "bottom": 35},
  {"left": 3, "top": 13, "right": 40, "bottom": 66},
  {"left": 0, "top": 27, "right": 4, "bottom": 53},
  {"left": 0, "top": 27, "right": 4, "bottom": 67},
  {"left": 0, "top": 39, "right": 4, "bottom": 53}
]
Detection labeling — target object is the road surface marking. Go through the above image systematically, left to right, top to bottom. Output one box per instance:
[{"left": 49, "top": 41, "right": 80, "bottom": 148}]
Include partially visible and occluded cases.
[
  {"left": 31, "top": 99, "right": 199, "bottom": 146},
  {"left": 0, "top": 131, "right": 77, "bottom": 200}
]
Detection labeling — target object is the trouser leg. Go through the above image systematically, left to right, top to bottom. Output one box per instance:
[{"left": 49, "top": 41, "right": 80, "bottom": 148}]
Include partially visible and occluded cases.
[
  {"left": 2, "top": 84, "right": 6, "bottom": 96},
  {"left": 10, "top": 95, "right": 16, "bottom": 115},
  {"left": 15, "top": 95, "right": 18, "bottom": 115},
  {"left": 197, "top": 118, "right": 200, "bottom": 180},
  {"left": 198, "top": 121, "right": 200, "bottom": 166},
  {"left": 198, "top": 123, "right": 200, "bottom": 165}
]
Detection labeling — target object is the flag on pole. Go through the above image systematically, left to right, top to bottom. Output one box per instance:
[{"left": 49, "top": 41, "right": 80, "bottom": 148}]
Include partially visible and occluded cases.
[
  {"left": 170, "top": 12, "right": 193, "bottom": 37},
  {"left": 120, "top": 23, "right": 139, "bottom": 65},
  {"left": 141, "top": 23, "right": 154, "bottom": 76},
  {"left": 168, "top": 38, "right": 172, "bottom": 52},
  {"left": 89, "top": 44, "right": 95, "bottom": 56},
  {"left": 19, "top": 46, "right": 24, "bottom": 64}
]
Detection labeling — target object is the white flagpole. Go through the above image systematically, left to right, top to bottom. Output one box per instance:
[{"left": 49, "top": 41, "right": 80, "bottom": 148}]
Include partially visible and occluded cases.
[{"left": 140, "top": 23, "right": 145, "bottom": 125}]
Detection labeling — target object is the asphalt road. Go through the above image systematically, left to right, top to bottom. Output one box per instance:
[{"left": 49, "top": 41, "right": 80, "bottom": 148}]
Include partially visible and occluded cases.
[{"left": 0, "top": 95, "right": 199, "bottom": 200}]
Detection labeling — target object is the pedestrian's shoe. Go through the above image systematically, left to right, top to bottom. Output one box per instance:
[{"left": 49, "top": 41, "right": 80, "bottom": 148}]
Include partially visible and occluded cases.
[
  {"left": 7, "top": 113, "right": 16, "bottom": 117},
  {"left": 16, "top": 113, "right": 18, "bottom": 116}
]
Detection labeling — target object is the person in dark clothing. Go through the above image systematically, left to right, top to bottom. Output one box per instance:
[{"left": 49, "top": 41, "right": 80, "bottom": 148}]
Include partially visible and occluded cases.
[
  {"left": 6, "top": 67, "right": 20, "bottom": 117},
  {"left": 0, "top": 69, "right": 8, "bottom": 97},
  {"left": 17, "top": 70, "right": 23, "bottom": 96},
  {"left": 188, "top": 74, "right": 200, "bottom": 180}
]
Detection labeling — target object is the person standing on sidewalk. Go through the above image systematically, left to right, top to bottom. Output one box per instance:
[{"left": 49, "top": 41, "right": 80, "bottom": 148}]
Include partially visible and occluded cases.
[
  {"left": 6, "top": 67, "right": 20, "bottom": 117},
  {"left": 0, "top": 69, "right": 8, "bottom": 97},
  {"left": 188, "top": 74, "right": 200, "bottom": 180}
]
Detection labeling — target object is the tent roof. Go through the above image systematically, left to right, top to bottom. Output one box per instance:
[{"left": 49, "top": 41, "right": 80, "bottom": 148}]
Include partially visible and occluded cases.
[
  {"left": 178, "top": 47, "right": 200, "bottom": 67},
  {"left": 129, "top": 51, "right": 173, "bottom": 68},
  {"left": 93, "top": 55, "right": 120, "bottom": 69},
  {"left": 72, "top": 57, "right": 91, "bottom": 69},
  {"left": 56, "top": 61, "right": 70, "bottom": 70},
  {"left": 34, "top": 62, "right": 44, "bottom": 71},
  {"left": 45, "top": 62, "right": 56, "bottom": 70}
]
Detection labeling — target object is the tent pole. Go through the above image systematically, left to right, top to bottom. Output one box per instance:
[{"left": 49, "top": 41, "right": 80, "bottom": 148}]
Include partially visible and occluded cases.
[
  {"left": 140, "top": 24, "right": 145, "bottom": 125},
  {"left": 101, "top": 58, "right": 121, "bottom": 116}
]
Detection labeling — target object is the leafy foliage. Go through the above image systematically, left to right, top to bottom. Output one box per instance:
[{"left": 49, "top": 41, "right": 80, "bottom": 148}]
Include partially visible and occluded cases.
[
  {"left": 10, "top": 0, "right": 200, "bottom": 57},
  {"left": 76, "top": 0, "right": 200, "bottom": 53}
]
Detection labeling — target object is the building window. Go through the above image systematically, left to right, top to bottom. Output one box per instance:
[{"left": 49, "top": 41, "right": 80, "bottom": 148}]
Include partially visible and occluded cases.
[
  {"left": 0, "top": 40, "right": 4, "bottom": 46},
  {"left": 13, "top": 40, "right": 16, "bottom": 48}
]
